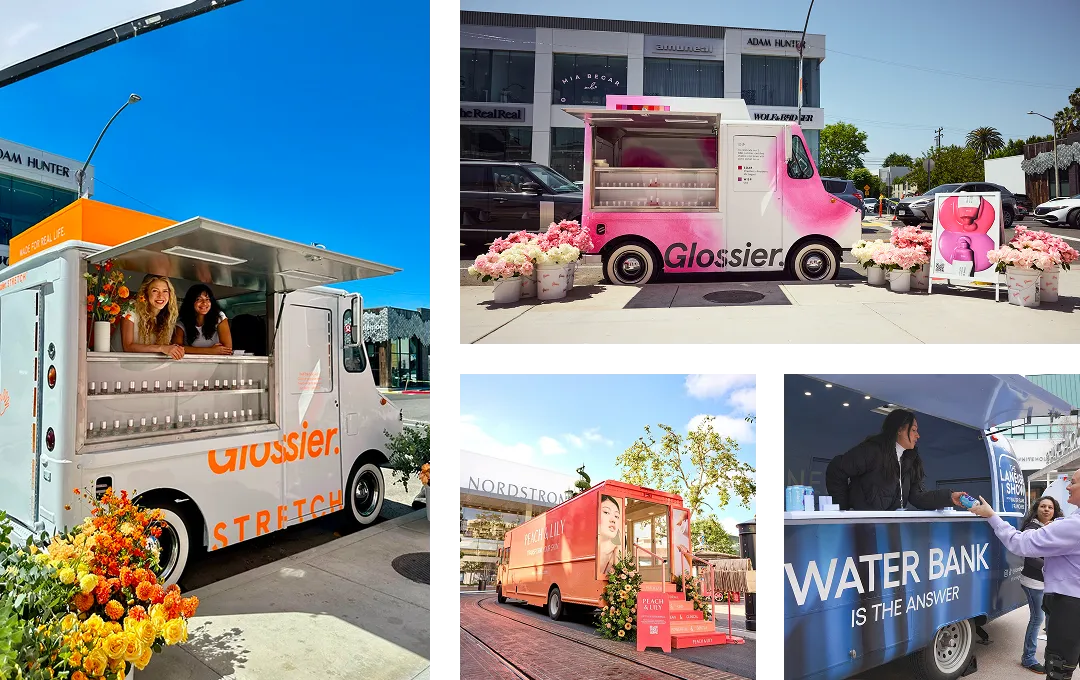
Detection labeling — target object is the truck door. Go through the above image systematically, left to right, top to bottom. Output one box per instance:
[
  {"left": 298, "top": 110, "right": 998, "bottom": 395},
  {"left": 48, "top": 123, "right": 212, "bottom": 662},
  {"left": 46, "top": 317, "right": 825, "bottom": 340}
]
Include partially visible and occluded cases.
[
  {"left": 724, "top": 127, "right": 785, "bottom": 272},
  {"left": 0, "top": 288, "right": 44, "bottom": 532}
]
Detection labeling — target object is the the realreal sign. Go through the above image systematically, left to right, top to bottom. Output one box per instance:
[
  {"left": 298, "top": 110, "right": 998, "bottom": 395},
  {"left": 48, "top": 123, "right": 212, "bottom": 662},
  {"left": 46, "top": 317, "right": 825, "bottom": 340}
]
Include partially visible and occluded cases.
[
  {"left": 746, "top": 36, "right": 806, "bottom": 49},
  {"left": 460, "top": 107, "right": 526, "bottom": 121}
]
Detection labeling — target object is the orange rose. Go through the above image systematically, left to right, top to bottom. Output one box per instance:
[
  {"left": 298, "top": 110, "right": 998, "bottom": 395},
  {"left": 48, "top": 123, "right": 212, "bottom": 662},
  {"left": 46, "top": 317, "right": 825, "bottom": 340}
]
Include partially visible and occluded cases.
[
  {"left": 103, "top": 283, "right": 113, "bottom": 293},
  {"left": 118, "top": 286, "right": 129, "bottom": 298},
  {"left": 87, "top": 295, "right": 96, "bottom": 305},
  {"left": 110, "top": 303, "right": 121, "bottom": 315},
  {"left": 135, "top": 581, "right": 153, "bottom": 601},
  {"left": 149, "top": 584, "right": 165, "bottom": 604},
  {"left": 165, "top": 584, "right": 181, "bottom": 596},
  {"left": 73, "top": 593, "right": 94, "bottom": 612},
  {"left": 180, "top": 596, "right": 199, "bottom": 619},
  {"left": 104, "top": 600, "right": 125, "bottom": 621},
  {"left": 128, "top": 605, "right": 147, "bottom": 621},
  {"left": 71, "top": 669, "right": 88, "bottom": 680}
]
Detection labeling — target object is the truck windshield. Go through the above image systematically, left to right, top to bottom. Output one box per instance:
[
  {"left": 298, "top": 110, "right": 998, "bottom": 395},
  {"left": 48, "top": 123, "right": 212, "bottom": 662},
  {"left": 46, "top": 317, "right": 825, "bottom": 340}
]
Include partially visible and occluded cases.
[{"left": 529, "top": 165, "right": 580, "bottom": 193}]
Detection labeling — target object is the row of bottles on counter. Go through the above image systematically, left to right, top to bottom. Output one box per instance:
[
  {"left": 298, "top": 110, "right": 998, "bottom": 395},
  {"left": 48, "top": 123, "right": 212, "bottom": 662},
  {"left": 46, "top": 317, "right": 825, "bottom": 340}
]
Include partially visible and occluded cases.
[
  {"left": 598, "top": 179, "right": 716, "bottom": 189},
  {"left": 597, "top": 198, "right": 716, "bottom": 208},
  {"left": 88, "top": 379, "right": 260, "bottom": 395},
  {"left": 86, "top": 409, "right": 263, "bottom": 439}
]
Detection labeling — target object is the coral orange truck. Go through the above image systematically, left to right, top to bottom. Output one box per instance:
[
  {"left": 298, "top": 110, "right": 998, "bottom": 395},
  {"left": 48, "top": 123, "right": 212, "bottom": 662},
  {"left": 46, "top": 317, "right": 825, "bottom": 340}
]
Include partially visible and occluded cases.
[{"left": 496, "top": 480, "right": 695, "bottom": 620}]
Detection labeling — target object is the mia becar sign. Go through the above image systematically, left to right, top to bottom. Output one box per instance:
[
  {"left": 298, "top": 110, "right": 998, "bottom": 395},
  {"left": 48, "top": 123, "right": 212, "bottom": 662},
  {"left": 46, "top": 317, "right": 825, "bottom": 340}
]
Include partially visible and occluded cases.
[
  {"left": 0, "top": 0, "right": 243, "bottom": 88},
  {"left": 783, "top": 433, "right": 1028, "bottom": 680}
]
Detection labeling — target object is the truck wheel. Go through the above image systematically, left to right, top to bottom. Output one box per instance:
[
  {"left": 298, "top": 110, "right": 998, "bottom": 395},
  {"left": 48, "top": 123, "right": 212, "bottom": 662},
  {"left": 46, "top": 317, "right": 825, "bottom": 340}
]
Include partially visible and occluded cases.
[
  {"left": 1068, "top": 209, "right": 1080, "bottom": 229},
  {"left": 787, "top": 240, "right": 840, "bottom": 281},
  {"left": 604, "top": 242, "right": 658, "bottom": 285},
  {"left": 346, "top": 462, "right": 385, "bottom": 526},
  {"left": 149, "top": 504, "right": 195, "bottom": 588},
  {"left": 497, "top": 586, "right": 507, "bottom": 604},
  {"left": 547, "top": 586, "right": 565, "bottom": 621},
  {"left": 910, "top": 619, "right": 974, "bottom": 680}
]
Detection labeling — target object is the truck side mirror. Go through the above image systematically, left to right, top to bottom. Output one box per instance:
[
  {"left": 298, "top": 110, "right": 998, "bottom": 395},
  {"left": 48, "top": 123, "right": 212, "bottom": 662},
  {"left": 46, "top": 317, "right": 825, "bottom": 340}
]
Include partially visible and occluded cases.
[
  {"left": 784, "top": 126, "right": 794, "bottom": 163},
  {"left": 350, "top": 296, "right": 362, "bottom": 346}
]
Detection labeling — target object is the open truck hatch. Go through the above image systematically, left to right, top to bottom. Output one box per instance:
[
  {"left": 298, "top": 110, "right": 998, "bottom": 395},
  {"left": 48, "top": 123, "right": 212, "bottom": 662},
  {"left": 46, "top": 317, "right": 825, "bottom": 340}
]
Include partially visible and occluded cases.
[
  {"left": 562, "top": 108, "right": 720, "bottom": 131},
  {"left": 88, "top": 217, "right": 399, "bottom": 293}
]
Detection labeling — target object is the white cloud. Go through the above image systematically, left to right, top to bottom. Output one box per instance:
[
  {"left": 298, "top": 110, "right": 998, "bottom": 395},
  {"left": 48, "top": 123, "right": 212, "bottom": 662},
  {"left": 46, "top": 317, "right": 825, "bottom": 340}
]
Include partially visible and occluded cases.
[
  {"left": 685, "top": 375, "right": 755, "bottom": 400},
  {"left": 729, "top": 387, "right": 757, "bottom": 413},
  {"left": 686, "top": 414, "right": 755, "bottom": 444},
  {"left": 460, "top": 416, "right": 535, "bottom": 464},
  {"left": 583, "top": 428, "right": 614, "bottom": 447},
  {"left": 565, "top": 433, "right": 584, "bottom": 448},
  {"left": 539, "top": 436, "right": 567, "bottom": 456},
  {"left": 720, "top": 517, "right": 741, "bottom": 536}
]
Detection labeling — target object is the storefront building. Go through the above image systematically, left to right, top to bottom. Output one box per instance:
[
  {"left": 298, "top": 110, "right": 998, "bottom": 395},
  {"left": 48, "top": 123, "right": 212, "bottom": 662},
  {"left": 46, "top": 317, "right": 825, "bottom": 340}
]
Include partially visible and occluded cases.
[
  {"left": 461, "top": 11, "right": 826, "bottom": 181},
  {"left": 1022, "top": 132, "right": 1079, "bottom": 205},
  {"left": 0, "top": 137, "right": 91, "bottom": 268},
  {"left": 361, "top": 306, "right": 430, "bottom": 390},
  {"left": 459, "top": 450, "right": 576, "bottom": 585}
]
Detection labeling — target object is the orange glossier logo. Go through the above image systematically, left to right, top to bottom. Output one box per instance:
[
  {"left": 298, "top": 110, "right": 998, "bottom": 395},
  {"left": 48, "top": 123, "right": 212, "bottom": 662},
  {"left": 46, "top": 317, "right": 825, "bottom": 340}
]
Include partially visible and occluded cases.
[{"left": 208, "top": 421, "right": 340, "bottom": 474}]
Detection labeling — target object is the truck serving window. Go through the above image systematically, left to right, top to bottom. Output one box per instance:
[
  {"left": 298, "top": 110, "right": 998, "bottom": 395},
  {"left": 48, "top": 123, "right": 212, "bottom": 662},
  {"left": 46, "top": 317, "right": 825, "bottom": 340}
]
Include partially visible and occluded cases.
[
  {"left": 788, "top": 136, "right": 814, "bottom": 180},
  {"left": 343, "top": 309, "right": 366, "bottom": 373}
]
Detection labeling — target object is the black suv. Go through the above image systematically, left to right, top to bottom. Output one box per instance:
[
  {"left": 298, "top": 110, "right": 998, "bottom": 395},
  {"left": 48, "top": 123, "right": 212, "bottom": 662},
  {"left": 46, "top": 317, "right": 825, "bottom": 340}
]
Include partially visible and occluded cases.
[
  {"left": 461, "top": 160, "right": 583, "bottom": 250},
  {"left": 820, "top": 177, "right": 865, "bottom": 218}
]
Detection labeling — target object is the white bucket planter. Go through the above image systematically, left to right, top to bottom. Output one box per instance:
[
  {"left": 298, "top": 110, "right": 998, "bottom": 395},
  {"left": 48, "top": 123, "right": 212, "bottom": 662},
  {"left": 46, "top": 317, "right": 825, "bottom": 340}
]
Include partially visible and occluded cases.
[
  {"left": 567, "top": 261, "right": 577, "bottom": 289},
  {"left": 537, "top": 263, "right": 569, "bottom": 300},
  {"left": 912, "top": 264, "right": 929, "bottom": 290},
  {"left": 866, "top": 266, "right": 886, "bottom": 286},
  {"left": 1041, "top": 266, "right": 1060, "bottom": 303},
  {"left": 1007, "top": 267, "right": 1041, "bottom": 307},
  {"left": 520, "top": 270, "right": 537, "bottom": 298},
  {"left": 889, "top": 271, "right": 912, "bottom": 293},
  {"left": 491, "top": 278, "right": 521, "bottom": 304},
  {"left": 92, "top": 321, "right": 112, "bottom": 352}
]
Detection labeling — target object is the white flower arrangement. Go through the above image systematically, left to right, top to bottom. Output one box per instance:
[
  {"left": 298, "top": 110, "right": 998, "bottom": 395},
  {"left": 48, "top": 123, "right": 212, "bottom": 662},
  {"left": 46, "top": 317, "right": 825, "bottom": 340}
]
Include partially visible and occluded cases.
[
  {"left": 851, "top": 239, "right": 890, "bottom": 268},
  {"left": 536, "top": 244, "right": 581, "bottom": 266}
]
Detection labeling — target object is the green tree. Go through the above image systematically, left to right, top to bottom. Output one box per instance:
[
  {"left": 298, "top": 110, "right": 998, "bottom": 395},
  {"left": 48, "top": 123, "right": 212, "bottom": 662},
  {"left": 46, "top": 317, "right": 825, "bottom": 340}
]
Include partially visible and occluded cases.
[
  {"left": 1054, "top": 106, "right": 1078, "bottom": 137},
  {"left": 818, "top": 122, "right": 869, "bottom": 178},
  {"left": 966, "top": 127, "right": 1005, "bottom": 158},
  {"left": 987, "top": 134, "right": 1055, "bottom": 160},
  {"left": 906, "top": 145, "right": 985, "bottom": 193},
  {"left": 882, "top": 153, "right": 915, "bottom": 168},
  {"left": 849, "top": 168, "right": 883, "bottom": 198},
  {"left": 616, "top": 416, "right": 755, "bottom": 518},
  {"left": 384, "top": 423, "right": 430, "bottom": 493},
  {"left": 565, "top": 464, "right": 592, "bottom": 500},
  {"left": 470, "top": 510, "right": 512, "bottom": 540},
  {"left": 691, "top": 514, "right": 738, "bottom": 555}
]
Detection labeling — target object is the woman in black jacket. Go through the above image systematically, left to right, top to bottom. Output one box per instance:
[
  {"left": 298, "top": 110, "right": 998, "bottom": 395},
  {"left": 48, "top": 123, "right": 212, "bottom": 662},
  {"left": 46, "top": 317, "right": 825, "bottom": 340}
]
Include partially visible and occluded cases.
[
  {"left": 825, "top": 409, "right": 967, "bottom": 511},
  {"left": 1018, "top": 495, "right": 1065, "bottom": 673}
]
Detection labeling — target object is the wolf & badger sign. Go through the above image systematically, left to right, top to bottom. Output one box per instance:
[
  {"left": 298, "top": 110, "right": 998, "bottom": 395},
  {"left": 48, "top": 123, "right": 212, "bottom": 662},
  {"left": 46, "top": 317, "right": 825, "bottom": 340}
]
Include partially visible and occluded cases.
[{"left": 784, "top": 519, "right": 1023, "bottom": 680}]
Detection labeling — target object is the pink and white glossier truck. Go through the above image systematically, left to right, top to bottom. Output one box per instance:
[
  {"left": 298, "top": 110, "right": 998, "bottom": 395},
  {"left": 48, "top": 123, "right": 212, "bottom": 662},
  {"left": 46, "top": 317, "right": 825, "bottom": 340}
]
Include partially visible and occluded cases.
[{"left": 565, "top": 96, "right": 861, "bottom": 284}]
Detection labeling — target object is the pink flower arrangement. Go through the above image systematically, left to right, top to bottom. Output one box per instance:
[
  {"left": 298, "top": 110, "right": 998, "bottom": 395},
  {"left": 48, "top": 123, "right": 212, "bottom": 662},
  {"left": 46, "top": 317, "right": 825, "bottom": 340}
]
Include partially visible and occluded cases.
[
  {"left": 536, "top": 220, "right": 594, "bottom": 253},
  {"left": 890, "top": 226, "right": 932, "bottom": 255},
  {"left": 1011, "top": 226, "right": 1078, "bottom": 270},
  {"left": 489, "top": 230, "right": 539, "bottom": 254},
  {"left": 875, "top": 244, "right": 929, "bottom": 273},
  {"left": 987, "top": 245, "right": 1059, "bottom": 273},
  {"left": 468, "top": 251, "right": 522, "bottom": 281}
]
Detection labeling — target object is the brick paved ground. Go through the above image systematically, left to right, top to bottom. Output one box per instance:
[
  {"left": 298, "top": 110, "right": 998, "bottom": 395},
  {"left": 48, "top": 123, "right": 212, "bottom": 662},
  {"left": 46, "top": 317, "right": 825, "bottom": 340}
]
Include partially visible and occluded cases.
[
  {"left": 460, "top": 595, "right": 750, "bottom": 680},
  {"left": 460, "top": 629, "right": 525, "bottom": 680}
]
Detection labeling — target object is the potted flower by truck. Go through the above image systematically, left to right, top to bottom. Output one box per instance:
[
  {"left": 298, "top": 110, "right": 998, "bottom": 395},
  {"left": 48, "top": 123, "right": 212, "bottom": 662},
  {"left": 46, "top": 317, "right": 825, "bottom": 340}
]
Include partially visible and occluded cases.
[
  {"left": 890, "top": 226, "right": 933, "bottom": 289},
  {"left": 1008, "top": 227, "right": 1079, "bottom": 303},
  {"left": 850, "top": 239, "right": 890, "bottom": 286},
  {"left": 987, "top": 242, "right": 1058, "bottom": 308},
  {"left": 876, "top": 245, "right": 928, "bottom": 293},
  {"left": 468, "top": 251, "right": 531, "bottom": 304}
]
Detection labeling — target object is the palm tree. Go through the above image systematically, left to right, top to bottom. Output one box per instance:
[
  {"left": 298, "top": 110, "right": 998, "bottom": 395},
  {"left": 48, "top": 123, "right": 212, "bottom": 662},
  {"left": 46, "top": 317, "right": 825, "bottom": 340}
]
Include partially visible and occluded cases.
[
  {"left": 1069, "top": 87, "right": 1080, "bottom": 113},
  {"left": 1054, "top": 107, "right": 1078, "bottom": 137},
  {"left": 966, "top": 127, "right": 1005, "bottom": 158}
]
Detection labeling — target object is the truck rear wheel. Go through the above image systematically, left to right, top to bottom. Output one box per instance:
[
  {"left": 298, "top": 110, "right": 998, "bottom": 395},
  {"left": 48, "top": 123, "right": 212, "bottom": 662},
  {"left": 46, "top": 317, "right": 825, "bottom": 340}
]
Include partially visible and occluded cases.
[
  {"left": 787, "top": 240, "right": 840, "bottom": 281},
  {"left": 604, "top": 242, "right": 658, "bottom": 285},
  {"left": 346, "top": 462, "right": 385, "bottom": 526},
  {"left": 150, "top": 504, "right": 194, "bottom": 588},
  {"left": 497, "top": 586, "right": 507, "bottom": 604},
  {"left": 547, "top": 586, "right": 565, "bottom": 621},
  {"left": 910, "top": 619, "right": 974, "bottom": 680}
]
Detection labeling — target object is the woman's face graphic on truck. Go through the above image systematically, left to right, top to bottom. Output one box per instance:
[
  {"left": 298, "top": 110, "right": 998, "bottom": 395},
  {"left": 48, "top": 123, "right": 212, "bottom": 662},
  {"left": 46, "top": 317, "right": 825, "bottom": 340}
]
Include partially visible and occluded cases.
[{"left": 599, "top": 497, "right": 620, "bottom": 541}]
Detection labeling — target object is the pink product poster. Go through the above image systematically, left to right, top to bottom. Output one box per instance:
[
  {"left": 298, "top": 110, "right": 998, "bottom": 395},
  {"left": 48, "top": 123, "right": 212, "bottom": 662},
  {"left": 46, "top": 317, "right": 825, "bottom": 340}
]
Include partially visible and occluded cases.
[{"left": 930, "top": 193, "right": 1002, "bottom": 284}]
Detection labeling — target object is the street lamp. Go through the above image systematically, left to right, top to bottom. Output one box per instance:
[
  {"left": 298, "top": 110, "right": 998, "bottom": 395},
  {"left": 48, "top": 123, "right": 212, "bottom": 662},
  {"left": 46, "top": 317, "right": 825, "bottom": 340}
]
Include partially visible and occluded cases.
[
  {"left": 796, "top": 0, "right": 816, "bottom": 126},
  {"left": 76, "top": 94, "right": 142, "bottom": 198},
  {"left": 1028, "top": 110, "right": 1059, "bottom": 199}
]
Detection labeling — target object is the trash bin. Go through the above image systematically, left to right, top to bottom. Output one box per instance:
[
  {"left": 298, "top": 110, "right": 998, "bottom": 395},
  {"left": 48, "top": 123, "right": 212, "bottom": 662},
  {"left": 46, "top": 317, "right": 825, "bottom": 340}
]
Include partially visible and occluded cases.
[
  {"left": 737, "top": 519, "right": 756, "bottom": 632},
  {"left": 477, "top": 577, "right": 486, "bottom": 592}
]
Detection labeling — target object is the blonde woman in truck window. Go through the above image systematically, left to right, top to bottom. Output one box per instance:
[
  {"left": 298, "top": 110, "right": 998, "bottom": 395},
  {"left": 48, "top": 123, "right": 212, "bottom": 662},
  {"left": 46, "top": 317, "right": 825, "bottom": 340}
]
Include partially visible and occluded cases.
[
  {"left": 121, "top": 275, "right": 183, "bottom": 360},
  {"left": 173, "top": 284, "right": 233, "bottom": 355},
  {"left": 597, "top": 495, "right": 623, "bottom": 576}
]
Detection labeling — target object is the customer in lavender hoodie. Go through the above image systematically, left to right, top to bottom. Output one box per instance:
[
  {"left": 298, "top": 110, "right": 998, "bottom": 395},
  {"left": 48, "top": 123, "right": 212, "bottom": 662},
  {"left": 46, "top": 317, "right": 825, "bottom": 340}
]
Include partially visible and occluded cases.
[{"left": 970, "top": 470, "right": 1080, "bottom": 680}]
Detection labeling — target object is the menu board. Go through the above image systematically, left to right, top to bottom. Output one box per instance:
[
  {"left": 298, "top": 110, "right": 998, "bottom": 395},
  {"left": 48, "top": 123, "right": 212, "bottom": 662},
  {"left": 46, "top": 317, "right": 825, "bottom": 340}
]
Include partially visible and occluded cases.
[{"left": 733, "top": 135, "right": 773, "bottom": 191}]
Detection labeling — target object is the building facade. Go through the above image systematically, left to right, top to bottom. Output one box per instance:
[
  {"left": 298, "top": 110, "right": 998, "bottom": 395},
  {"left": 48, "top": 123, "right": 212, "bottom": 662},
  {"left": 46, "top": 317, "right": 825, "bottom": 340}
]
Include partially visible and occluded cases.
[
  {"left": 461, "top": 11, "right": 826, "bottom": 181},
  {"left": 1022, "top": 132, "right": 1079, "bottom": 205},
  {"left": 0, "top": 137, "right": 91, "bottom": 268},
  {"left": 361, "top": 306, "right": 430, "bottom": 390}
]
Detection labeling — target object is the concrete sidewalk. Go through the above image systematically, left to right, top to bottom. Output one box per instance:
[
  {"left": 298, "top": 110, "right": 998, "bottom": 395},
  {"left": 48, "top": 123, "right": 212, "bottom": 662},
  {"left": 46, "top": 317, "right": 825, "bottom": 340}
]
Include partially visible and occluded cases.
[
  {"left": 461, "top": 271, "right": 1080, "bottom": 344},
  {"left": 144, "top": 509, "right": 430, "bottom": 680}
]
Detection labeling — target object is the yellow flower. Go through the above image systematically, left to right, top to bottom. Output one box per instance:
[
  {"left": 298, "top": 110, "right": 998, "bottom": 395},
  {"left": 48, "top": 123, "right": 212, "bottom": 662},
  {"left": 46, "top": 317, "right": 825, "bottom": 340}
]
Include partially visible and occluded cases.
[
  {"left": 120, "top": 523, "right": 135, "bottom": 536},
  {"left": 34, "top": 552, "right": 49, "bottom": 565},
  {"left": 79, "top": 573, "right": 99, "bottom": 594},
  {"left": 149, "top": 604, "right": 168, "bottom": 632},
  {"left": 60, "top": 614, "right": 79, "bottom": 633},
  {"left": 82, "top": 614, "right": 104, "bottom": 636},
  {"left": 162, "top": 618, "right": 188, "bottom": 646},
  {"left": 136, "top": 619, "right": 156, "bottom": 647},
  {"left": 617, "top": 629, "right": 625, "bottom": 637},
  {"left": 101, "top": 633, "right": 127, "bottom": 661},
  {"left": 122, "top": 633, "right": 143, "bottom": 662},
  {"left": 134, "top": 645, "right": 154, "bottom": 671},
  {"left": 82, "top": 650, "right": 108, "bottom": 676}
]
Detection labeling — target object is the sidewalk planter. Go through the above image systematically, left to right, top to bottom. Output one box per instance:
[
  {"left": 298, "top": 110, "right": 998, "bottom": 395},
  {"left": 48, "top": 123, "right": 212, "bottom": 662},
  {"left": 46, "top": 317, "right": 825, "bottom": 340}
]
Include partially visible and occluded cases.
[
  {"left": 537, "top": 263, "right": 569, "bottom": 300},
  {"left": 911, "top": 265, "right": 929, "bottom": 290},
  {"left": 866, "top": 266, "right": 886, "bottom": 286},
  {"left": 1041, "top": 266, "right": 1060, "bottom": 303},
  {"left": 1006, "top": 267, "right": 1041, "bottom": 307},
  {"left": 520, "top": 270, "right": 537, "bottom": 298},
  {"left": 889, "top": 271, "right": 912, "bottom": 293},
  {"left": 492, "top": 278, "right": 522, "bottom": 304},
  {"left": 93, "top": 321, "right": 112, "bottom": 352}
]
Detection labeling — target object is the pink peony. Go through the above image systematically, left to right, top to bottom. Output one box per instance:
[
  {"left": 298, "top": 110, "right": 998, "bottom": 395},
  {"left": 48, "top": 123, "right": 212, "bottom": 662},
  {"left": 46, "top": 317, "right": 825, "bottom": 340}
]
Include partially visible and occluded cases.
[{"left": 890, "top": 226, "right": 932, "bottom": 255}]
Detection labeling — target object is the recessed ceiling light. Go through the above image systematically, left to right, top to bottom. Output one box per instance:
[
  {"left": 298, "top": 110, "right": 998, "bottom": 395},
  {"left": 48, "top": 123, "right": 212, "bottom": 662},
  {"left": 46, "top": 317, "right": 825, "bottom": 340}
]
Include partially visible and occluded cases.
[
  {"left": 161, "top": 246, "right": 247, "bottom": 266},
  {"left": 825, "top": 384, "right": 833, "bottom": 388},
  {"left": 804, "top": 391, "right": 812, "bottom": 396},
  {"left": 864, "top": 395, "right": 871, "bottom": 400},
  {"left": 843, "top": 403, "right": 849, "bottom": 407}
]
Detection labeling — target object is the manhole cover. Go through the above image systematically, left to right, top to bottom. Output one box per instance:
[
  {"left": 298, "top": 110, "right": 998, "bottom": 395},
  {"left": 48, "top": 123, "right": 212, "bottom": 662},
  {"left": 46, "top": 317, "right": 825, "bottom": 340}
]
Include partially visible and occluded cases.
[
  {"left": 703, "top": 290, "right": 766, "bottom": 304},
  {"left": 392, "top": 552, "right": 430, "bottom": 585}
]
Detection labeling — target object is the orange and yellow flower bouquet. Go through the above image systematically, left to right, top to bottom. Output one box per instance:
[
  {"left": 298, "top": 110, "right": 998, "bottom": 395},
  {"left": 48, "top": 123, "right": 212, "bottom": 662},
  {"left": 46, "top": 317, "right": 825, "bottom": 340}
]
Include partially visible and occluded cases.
[{"left": 83, "top": 260, "right": 132, "bottom": 325}]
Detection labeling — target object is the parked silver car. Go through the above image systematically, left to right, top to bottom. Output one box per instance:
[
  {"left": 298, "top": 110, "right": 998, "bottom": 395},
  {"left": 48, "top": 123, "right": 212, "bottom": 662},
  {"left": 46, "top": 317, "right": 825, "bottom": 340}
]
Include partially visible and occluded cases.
[{"left": 896, "top": 182, "right": 1016, "bottom": 228}]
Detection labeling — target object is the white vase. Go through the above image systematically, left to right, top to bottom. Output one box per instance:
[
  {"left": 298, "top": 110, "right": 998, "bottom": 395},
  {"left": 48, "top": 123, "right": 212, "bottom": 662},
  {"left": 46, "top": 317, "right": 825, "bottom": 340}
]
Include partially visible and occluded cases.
[
  {"left": 567, "top": 261, "right": 577, "bottom": 289},
  {"left": 537, "top": 263, "right": 569, "bottom": 301},
  {"left": 912, "top": 264, "right": 929, "bottom": 290},
  {"left": 866, "top": 266, "right": 886, "bottom": 286},
  {"left": 1041, "top": 266, "right": 1060, "bottom": 303},
  {"left": 1007, "top": 267, "right": 1041, "bottom": 307},
  {"left": 520, "top": 270, "right": 537, "bottom": 298},
  {"left": 889, "top": 271, "right": 911, "bottom": 293},
  {"left": 491, "top": 278, "right": 521, "bottom": 304},
  {"left": 92, "top": 321, "right": 112, "bottom": 353}
]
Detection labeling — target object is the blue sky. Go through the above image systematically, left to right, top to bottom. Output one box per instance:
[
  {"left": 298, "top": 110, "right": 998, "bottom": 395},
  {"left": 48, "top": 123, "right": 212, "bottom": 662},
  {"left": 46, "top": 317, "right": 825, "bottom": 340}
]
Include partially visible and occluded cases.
[
  {"left": 0, "top": 0, "right": 429, "bottom": 309},
  {"left": 462, "top": 0, "right": 1080, "bottom": 169},
  {"left": 461, "top": 374, "right": 757, "bottom": 533}
]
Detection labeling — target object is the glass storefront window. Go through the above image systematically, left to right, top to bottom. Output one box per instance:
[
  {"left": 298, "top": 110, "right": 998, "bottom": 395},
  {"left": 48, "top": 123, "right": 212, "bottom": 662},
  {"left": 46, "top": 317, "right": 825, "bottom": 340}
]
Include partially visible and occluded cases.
[
  {"left": 460, "top": 49, "right": 535, "bottom": 103},
  {"left": 553, "top": 54, "right": 628, "bottom": 106},
  {"left": 741, "top": 56, "right": 819, "bottom": 108},
  {"left": 643, "top": 58, "right": 724, "bottom": 98},
  {"left": 461, "top": 126, "right": 533, "bottom": 161},
  {"left": 550, "top": 127, "right": 585, "bottom": 182},
  {"left": 0, "top": 175, "right": 77, "bottom": 245}
]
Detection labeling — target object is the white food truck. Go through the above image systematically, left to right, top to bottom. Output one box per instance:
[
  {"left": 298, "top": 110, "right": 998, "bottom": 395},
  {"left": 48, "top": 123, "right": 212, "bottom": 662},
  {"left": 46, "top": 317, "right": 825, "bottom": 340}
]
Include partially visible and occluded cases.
[{"left": 0, "top": 207, "right": 404, "bottom": 584}]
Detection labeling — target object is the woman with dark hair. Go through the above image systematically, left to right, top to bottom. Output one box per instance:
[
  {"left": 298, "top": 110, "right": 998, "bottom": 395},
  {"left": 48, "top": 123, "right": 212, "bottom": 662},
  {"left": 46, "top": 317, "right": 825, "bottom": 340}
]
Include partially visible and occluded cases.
[
  {"left": 173, "top": 284, "right": 233, "bottom": 355},
  {"left": 825, "top": 408, "right": 968, "bottom": 511},
  {"left": 597, "top": 495, "right": 622, "bottom": 576},
  {"left": 1017, "top": 496, "right": 1065, "bottom": 673}
]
